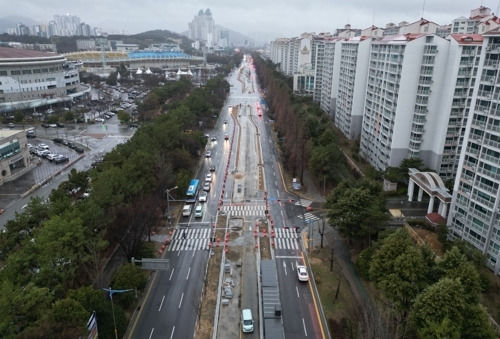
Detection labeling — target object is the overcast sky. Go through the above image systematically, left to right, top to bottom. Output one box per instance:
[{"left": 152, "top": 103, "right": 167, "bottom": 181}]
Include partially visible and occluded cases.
[{"left": 3, "top": 0, "right": 493, "bottom": 41}]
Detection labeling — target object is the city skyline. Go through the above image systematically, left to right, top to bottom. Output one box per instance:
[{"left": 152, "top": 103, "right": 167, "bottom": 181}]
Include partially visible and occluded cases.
[{"left": 1, "top": 0, "right": 487, "bottom": 41}]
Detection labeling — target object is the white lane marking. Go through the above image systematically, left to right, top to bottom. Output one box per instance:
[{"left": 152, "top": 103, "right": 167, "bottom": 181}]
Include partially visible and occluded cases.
[
  {"left": 186, "top": 267, "right": 191, "bottom": 280},
  {"left": 169, "top": 268, "right": 175, "bottom": 281},
  {"left": 178, "top": 293, "right": 184, "bottom": 309},
  {"left": 159, "top": 295, "right": 165, "bottom": 312},
  {"left": 303, "top": 318, "right": 308, "bottom": 336},
  {"left": 169, "top": 326, "right": 175, "bottom": 339},
  {"left": 148, "top": 328, "right": 154, "bottom": 339}
]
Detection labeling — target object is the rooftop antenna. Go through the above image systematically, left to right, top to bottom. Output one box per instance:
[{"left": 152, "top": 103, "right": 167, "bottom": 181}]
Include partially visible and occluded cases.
[{"left": 421, "top": 0, "right": 426, "bottom": 18}]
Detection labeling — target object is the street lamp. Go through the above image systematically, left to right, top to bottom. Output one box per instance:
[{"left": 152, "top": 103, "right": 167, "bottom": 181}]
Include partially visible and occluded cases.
[
  {"left": 165, "top": 186, "right": 178, "bottom": 225},
  {"left": 103, "top": 287, "right": 133, "bottom": 339}
]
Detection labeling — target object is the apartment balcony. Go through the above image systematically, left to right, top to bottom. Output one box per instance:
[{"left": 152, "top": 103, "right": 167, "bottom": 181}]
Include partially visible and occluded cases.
[
  {"left": 485, "top": 44, "right": 500, "bottom": 52},
  {"left": 483, "top": 60, "right": 499, "bottom": 69},
  {"left": 481, "top": 75, "right": 497, "bottom": 84},
  {"left": 477, "top": 90, "right": 493, "bottom": 99},
  {"left": 412, "top": 116, "right": 426, "bottom": 125},
  {"left": 471, "top": 119, "right": 487, "bottom": 128},
  {"left": 486, "top": 123, "right": 500, "bottom": 133},
  {"left": 465, "top": 146, "right": 480, "bottom": 156}
]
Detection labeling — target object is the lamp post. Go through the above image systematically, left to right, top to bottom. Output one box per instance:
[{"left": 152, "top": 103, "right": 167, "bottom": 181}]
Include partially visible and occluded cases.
[
  {"left": 165, "top": 186, "right": 178, "bottom": 225},
  {"left": 103, "top": 287, "right": 133, "bottom": 339}
]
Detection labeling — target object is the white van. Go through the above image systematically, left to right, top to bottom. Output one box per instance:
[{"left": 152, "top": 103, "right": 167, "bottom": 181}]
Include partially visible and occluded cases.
[
  {"left": 194, "top": 204, "right": 203, "bottom": 218},
  {"left": 241, "top": 309, "right": 254, "bottom": 333}
]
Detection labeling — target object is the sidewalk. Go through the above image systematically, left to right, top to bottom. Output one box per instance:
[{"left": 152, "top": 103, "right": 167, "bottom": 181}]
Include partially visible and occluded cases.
[{"left": 294, "top": 169, "right": 372, "bottom": 309}]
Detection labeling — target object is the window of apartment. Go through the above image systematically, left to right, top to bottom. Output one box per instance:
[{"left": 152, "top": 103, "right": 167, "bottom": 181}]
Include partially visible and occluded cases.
[
  {"left": 41, "top": 68, "right": 48, "bottom": 73},
  {"left": 33, "top": 69, "right": 41, "bottom": 74},
  {"left": 11, "top": 70, "right": 20, "bottom": 75},
  {"left": 22, "top": 70, "right": 31, "bottom": 75},
  {"left": 0, "top": 71, "right": 7, "bottom": 76}
]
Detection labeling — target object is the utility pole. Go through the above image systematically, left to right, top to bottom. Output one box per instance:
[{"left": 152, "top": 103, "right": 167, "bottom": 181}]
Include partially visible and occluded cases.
[{"left": 320, "top": 218, "right": 325, "bottom": 248}]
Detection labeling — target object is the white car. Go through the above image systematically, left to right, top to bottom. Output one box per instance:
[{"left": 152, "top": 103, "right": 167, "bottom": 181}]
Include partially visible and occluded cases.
[
  {"left": 95, "top": 118, "right": 104, "bottom": 122},
  {"left": 38, "top": 143, "right": 49, "bottom": 150},
  {"left": 205, "top": 150, "right": 212, "bottom": 158},
  {"left": 205, "top": 173, "right": 213, "bottom": 183},
  {"left": 203, "top": 182, "right": 211, "bottom": 192},
  {"left": 198, "top": 191, "right": 208, "bottom": 202},
  {"left": 182, "top": 204, "right": 192, "bottom": 217},
  {"left": 297, "top": 266, "right": 309, "bottom": 282}
]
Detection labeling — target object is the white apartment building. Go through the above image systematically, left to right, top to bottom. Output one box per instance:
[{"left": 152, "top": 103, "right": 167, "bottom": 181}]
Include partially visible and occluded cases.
[
  {"left": 452, "top": 6, "right": 493, "bottom": 34},
  {"left": 188, "top": 9, "right": 216, "bottom": 48},
  {"left": 448, "top": 28, "right": 500, "bottom": 275},
  {"left": 360, "top": 34, "right": 450, "bottom": 172},
  {"left": 335, "top": 36, "right": 372, "bottom": 140},
  {"left": 317, "top": 38, "right": 340, "bottom": 116}
]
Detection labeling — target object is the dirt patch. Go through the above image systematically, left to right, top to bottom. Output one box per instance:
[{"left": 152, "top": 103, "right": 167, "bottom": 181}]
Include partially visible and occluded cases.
[
  {"left": 234, "top": 173, "right": 244, "bottom": 179},
  {"left": 407, "top": 225, "right": 444, "bottom": 257}
]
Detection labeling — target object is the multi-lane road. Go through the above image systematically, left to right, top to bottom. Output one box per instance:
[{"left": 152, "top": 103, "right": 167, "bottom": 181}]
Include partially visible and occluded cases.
[{"left": 128, "top": 56, "right": 326, "bottom": 339}]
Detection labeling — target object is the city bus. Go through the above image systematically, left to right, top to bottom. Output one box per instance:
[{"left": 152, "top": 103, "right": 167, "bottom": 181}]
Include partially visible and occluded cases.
[{"left": 185, "top": 179, "right": 200, "bottom": 203}]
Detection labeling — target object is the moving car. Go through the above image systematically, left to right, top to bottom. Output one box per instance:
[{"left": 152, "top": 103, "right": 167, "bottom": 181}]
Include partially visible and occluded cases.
[
  {"left": 224, "top": 134, "right": 229, "bottom": 140},
  {"left": 211, "top": 136, "right": 216, "bottom": 141},
  {"left": 205, "top": 150, "right": 212, "bottom": 158},
  {"left": 209, "top": 165, "right": 216, "bottom": 172},
  {"left": 205, "top": 173, "right": 213, "bottom": 183},
  {"left": 203, "top": 182, "right": 211, "bottom": 192},
  {"left": 198, "top": 191, "right": 208, "bottom": 202},
  {"left": 182, "top": 204, "right": 192, "bottom": 217},
  {"left": 194, "top": 204, "right": 203, "bottom": 218},
  {"left": 297, "top": 265, "right": 309, "bottom": 282},
  {"left": 241, "top": 309, "right": 254, "bottom": 333}
]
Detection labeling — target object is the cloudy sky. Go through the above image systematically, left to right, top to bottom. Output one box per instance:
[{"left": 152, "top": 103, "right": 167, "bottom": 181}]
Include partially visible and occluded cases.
[{"left": 3, "top": 0, "right": 492, "bottom": 41}]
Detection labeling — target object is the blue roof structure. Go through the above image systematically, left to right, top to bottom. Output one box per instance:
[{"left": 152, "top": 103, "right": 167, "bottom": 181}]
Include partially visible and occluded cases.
[{"left": 127, "top": 51, "right": 194, "bottom": 59}]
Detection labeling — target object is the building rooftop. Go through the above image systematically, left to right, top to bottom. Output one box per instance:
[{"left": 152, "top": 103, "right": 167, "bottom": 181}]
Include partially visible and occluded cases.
[{"left": 0, "top": 46, "right": 57, "bottom": 59}]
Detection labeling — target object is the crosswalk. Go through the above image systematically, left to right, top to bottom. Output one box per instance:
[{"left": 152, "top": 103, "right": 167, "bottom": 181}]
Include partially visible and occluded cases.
[
  {"left": 220, "top": 204, "right": 266, "bottom": 217},
  {"left": 298, "top": 212, "right": 320, "bottom": 224},
  {"left": 273, "top": 227, "right": 300, "bottom": 250},
  {"left": 167, "top": 228, "right": 212, "bottom": 252}
]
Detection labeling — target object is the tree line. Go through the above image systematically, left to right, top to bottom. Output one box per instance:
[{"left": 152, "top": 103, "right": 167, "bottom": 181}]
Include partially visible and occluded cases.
[{"left": 0, "top": 53, "right": 241, "bottom": 338}]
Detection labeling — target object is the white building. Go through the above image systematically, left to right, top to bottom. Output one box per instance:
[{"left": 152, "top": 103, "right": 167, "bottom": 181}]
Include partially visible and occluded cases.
[
  {"left": 188, "top": 9, "right": 216, "bottom": 48},
  {"left": 448, "top": 28, "right": 500, "bottom": 275},
  {"left": 360, "top": 33, "right": 450, "bottom": 172},
  {"left": 335, "top": 36, "right": 372, "bottom": 140},
  {"left": 0, "top": 47, "right": 89, "bottom": 112}
]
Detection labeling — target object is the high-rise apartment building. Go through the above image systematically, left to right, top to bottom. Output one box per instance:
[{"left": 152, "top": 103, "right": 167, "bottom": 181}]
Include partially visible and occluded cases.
[
  {"left": 188, "top": 9, "right": 216, "bottom": 47},
  {"left": 448, "top": 28, "right": 500, "bottom": 275}
]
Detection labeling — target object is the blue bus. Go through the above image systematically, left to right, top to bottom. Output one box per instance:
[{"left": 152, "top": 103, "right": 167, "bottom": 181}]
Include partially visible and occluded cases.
[{"left": 186, "top": 179, "right": 200, "bottom": 203}]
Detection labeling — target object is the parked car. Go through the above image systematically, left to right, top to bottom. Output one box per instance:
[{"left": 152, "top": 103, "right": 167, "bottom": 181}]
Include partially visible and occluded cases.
[
  {"left": 95, "top": 118, "right": 104, "bottom": 122},
  {"left": 7, "top": 123, "right": 14, "bottom": 128},
  {"left": 41, "top": 123, "right": 50, "bottom": 128},
  {"left": 56, "top": 123, "right": 65, "bottom": 128},
  {"left": 129, "top": 123, "right": 138, "bottom": 128},
  {"left": 49, "top": 124, "right": 57, "bottom": 128},
  {"left": 26, "top": 131, "right": 36, "bottom": 138},
  {"left": 53, "top": 138, "right": 63, "bottom": 144},
  {"left": 38, "top": 143, "right": 49, "bottom": 150},
  {"left": 74, "top": 147, "right": 84, "bottom": 154},
  {"left": 46, "top": 153, "right": 59, "bottom": 161},
  {"left": 54, "top": 155, "right": 69, "bottom": 164},
  {"left": 297, "top": 266, "right": 309, "bottom": 282}
]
